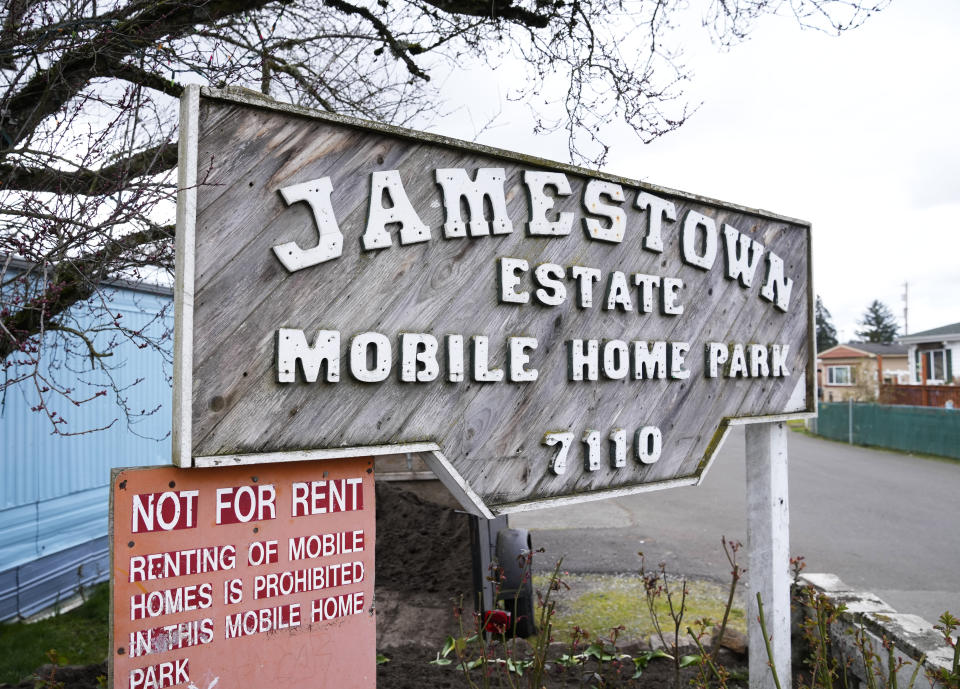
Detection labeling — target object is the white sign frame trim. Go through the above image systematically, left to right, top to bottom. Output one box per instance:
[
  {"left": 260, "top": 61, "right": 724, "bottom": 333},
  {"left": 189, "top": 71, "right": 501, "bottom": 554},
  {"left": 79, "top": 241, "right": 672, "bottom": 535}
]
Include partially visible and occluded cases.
[
  {"left": 172, "top": 84, "right": 199, "bottom": 471},
  {"left": 194, "top": 441, "right": 497, "bottom": 519}
]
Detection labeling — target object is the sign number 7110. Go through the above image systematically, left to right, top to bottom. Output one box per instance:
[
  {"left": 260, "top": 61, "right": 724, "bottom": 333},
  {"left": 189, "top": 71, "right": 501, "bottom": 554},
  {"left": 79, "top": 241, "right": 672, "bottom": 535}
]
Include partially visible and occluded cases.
[{"left": 543, "top": 426, "right": 663, "bottom": 476}]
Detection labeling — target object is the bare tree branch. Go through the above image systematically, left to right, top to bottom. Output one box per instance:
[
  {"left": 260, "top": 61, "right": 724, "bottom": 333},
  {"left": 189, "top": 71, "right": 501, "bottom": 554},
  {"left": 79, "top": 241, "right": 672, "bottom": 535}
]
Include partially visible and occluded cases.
[
  {"left": 0, "top": 0, "right": 889, "bottom": 433},
  {"left": 1, "top": 0, "right": 293, "bottom": 150},
  {"left": 420, "top": 0, "right": 552, "bottom": 27},
  {"left": 105, "top": 61, "right": 186, "bottom": 100},
  {"left": 0, "top": 142, "right": 177, "bottom": 194}
]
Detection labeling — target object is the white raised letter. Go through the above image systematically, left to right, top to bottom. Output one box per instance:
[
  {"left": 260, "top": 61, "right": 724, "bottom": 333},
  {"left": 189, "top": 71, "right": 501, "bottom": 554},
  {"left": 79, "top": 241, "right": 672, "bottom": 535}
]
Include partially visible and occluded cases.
[
  {"left": 436, "top": 168, "right": 512, "bottom": 237},
  {"left": 362, "top": 170, "right": 430, "bottom": 250},
  {"left": 524, "top": 171, "right": 573, "bottom": 236},
  {"left": 273, "top": 177, "right": 343, "bottom": 272},
  {"left": 583, "top": 180, "right": 626, "bottom": 243},
  {"left": 635, "top": 192, "right": 675, "bottom": 253},
  {"left": 681, "top": 210, "right": 718, "bottom": 270},
  {"left": 722, "top": 224, "right": 764, "bottom": 288},
  {"left": 760, "top": 253, "right": 794, "bottom": 312},
  {"left": 499, "top": 257, "right": 530, "bottom": 304},
  {"left": 534, "top": 263, "right": 566, "bottom": 306},
  {"left": 570, "top": 266, "right": 601, "bottom": 308},
  {"left": 604, "top": 271, "right": 633, "bottom": 312},
  {"left": 633, "top": 274, "right": 660, "bottom": 314},
  {"left": 661, "top": 278, "right": 684, "bottom": 315},
  {"left": 277, "top": 329, "right": 340, "bottom": 383},
  {"left": 350, "top": 332, "right": 391, "bottom": 383},
  {"left": 401, "top": 333, "right": 440, "bottom": 382},
  {"left": 446, "top": 335, "right": 464, "bottom": 382},
  {"left": 471, "top": 336, "right": 504, "bottom": 382},
  {"left": 508, "top": 337, "right": 539, "bottom": 382},
  {"left": 568, "top": 339, "right": 599, "bottom": 381},
  {"left": 602, "top": 340, "right": 629, "bottom": 380},
  {"left": 632, "top": 341, "right": 667, "bottom": 380},
  {"left": 670, "top": 342, "right": 690, "bottom": 380},
  {"left": 706, "top": 342, "right": 728, "bottom": 378},
  {"left": 728, "top": 343, "right": 748, "bottom": 378},
  {"left": 750, "top": 344, "right": 770, "bottom": 377},
  {"left": 772, "top": 344, "right": 790, "bottom": 376},
  {"left": 635, "top": 426, "right": 662, "bottom": 464}
]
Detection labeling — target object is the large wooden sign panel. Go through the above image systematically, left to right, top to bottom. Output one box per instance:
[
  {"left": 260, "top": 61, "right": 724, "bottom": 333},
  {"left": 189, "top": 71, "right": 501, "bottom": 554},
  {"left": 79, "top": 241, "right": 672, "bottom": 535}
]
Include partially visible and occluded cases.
[
  {"left": 174, "top": 87, "right": 814, "bottom": 517},
  {"left": 110, "top": 458, "right": 375, "bottom": 689}
]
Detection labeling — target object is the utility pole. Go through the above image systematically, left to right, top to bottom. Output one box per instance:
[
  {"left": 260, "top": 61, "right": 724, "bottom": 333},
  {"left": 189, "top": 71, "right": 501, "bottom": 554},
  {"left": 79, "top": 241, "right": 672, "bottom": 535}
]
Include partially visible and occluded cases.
[{"left": 902, "top": 282, "right": 909, "bottom": 336}]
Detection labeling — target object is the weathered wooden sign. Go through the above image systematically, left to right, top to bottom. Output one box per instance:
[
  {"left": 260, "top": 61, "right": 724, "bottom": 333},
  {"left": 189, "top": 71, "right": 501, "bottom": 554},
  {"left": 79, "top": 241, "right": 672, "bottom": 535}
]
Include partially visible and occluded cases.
[
  {"left": 173, "top": 86, "right": 814, "bottom": 517},
  {"left": 110, "top": 457, "right": 375, "bottom": 689}
]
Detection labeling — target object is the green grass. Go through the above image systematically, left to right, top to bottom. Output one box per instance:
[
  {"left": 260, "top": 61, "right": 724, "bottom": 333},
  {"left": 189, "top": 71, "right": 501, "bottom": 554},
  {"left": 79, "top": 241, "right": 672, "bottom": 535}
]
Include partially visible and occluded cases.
[
  {"left": 534, "top": 573, "right": 745, "bottom": 645},
  {"left": 0, "top": 583, "right": 110, "bottom": 684}
]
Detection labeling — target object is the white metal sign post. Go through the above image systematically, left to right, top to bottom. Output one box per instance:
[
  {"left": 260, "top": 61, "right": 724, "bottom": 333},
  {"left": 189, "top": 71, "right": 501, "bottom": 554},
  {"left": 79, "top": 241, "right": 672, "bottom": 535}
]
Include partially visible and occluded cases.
[
  {"left": 173, "top": 85, "right": 813, "bottom": 687},
  {"left": 746, "top": 422, "right": 791, "bottom": 689}
]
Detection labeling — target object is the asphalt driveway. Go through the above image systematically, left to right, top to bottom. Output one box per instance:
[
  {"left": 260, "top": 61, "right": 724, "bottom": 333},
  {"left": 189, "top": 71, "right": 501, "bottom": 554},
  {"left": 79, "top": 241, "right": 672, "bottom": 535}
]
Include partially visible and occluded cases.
[{"left": 511, "top": 426, "right": 960, "bottom": 624}]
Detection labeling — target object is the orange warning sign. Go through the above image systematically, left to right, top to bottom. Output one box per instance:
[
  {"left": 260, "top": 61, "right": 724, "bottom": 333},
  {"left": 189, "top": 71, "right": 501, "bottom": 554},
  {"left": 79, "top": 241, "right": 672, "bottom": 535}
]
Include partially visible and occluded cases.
[{"left": 110, "top": 457, "right": 375, "bottom": 689}]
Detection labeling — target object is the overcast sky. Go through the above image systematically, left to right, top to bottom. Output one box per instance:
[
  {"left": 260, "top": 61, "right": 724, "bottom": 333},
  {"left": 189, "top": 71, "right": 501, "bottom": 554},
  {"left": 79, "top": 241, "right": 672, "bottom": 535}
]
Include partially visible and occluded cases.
[{"left": 429, "top": 0, "right": 958, "bottom": 342}]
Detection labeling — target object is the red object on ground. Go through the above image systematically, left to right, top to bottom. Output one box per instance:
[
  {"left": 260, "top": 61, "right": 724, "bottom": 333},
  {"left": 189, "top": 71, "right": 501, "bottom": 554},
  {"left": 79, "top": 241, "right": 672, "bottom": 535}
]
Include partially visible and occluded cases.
[{"left": 484, "top": 609, "right": 511, "bottom": 634}]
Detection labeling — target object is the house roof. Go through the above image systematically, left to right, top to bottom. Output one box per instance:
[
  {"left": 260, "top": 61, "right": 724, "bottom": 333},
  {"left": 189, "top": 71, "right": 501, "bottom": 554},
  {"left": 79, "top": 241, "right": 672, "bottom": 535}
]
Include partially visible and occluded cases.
[
  {"left": 2, "top": 254, "right": 172, "bottom": 297},
  {"left": 899, "top": 322, "right": 960, "bottom": 343},
  {"left": 845, "top": 341, "right": 908, "bottom": 356},
  {"left": 819, "top": 342, "right": 908, "bottom": 359}
]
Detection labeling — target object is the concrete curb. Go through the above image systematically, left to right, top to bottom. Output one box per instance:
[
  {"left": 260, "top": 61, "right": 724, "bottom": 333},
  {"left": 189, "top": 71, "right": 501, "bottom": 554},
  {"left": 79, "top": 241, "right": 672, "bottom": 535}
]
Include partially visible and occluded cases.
[{"left": 797, "top": 573, "right": 956, "bottom": 688}]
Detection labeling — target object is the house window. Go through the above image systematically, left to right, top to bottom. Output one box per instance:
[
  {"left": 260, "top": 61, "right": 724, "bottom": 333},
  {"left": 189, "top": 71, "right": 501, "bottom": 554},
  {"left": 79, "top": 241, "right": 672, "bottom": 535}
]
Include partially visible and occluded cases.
[
  {"left": 918, "top": 349, "right": 947, "bottom": 383},
  {"left": 827, "top": 365, "right": 852, "bottom": 386}
]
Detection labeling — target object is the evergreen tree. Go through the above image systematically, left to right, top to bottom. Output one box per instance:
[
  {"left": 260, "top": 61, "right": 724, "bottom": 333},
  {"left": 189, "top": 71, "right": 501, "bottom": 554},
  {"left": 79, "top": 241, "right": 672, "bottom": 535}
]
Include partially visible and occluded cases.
[
  {"left": 816, "top": 296, "right": 839, "bottom": 352},
  {"left": 856, "top": 300, "right": 899, "bottom": 343}
]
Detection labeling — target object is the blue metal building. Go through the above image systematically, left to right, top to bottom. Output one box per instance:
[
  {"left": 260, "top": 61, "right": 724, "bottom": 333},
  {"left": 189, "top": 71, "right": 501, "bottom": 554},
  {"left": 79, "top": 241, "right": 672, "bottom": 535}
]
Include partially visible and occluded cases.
[{"left": 1, "top": 277, "right": 173, "bottom": 620}]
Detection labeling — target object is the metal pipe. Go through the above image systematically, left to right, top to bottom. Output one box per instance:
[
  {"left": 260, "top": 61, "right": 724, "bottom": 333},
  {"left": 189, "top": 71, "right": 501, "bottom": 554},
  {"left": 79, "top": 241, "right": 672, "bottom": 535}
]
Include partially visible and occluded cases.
[{"left": 848, "top": 397, "right": 853, "bottom": 444}]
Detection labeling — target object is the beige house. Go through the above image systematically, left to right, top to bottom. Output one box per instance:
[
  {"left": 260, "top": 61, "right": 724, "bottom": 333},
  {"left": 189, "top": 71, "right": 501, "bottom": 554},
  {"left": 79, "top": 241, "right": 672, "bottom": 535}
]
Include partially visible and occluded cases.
[{"left": 817, "top": 342, "right": 909, "bottom": 402}]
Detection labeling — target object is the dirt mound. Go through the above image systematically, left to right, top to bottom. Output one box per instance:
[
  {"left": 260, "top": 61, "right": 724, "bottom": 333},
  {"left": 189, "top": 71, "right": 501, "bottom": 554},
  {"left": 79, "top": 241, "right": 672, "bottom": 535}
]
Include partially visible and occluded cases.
[
  {"left": 374, "top": 481, "right": 474, "bottom": 599},
  {"left": 374, "top": 481, "right": 477, "bottom": 649}
]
